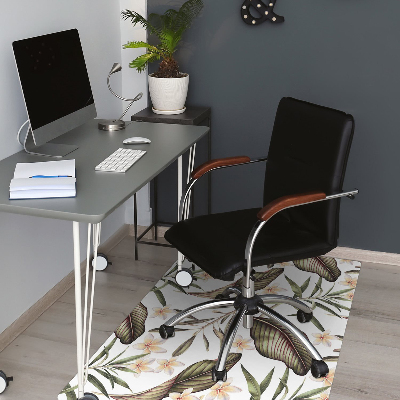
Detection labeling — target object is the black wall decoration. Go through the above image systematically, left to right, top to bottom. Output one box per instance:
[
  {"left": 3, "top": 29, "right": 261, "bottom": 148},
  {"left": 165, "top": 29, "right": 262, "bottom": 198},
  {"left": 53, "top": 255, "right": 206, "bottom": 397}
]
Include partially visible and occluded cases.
[{"left": 241, "top": 0, "right": 284, "bottom": 25}]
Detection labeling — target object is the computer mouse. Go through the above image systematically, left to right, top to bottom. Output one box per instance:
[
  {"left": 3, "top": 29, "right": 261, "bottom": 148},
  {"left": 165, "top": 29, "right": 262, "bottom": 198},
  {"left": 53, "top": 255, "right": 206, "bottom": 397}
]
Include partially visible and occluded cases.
[{"left": 123, "top": 137, "right": 151, "bottom": 144}]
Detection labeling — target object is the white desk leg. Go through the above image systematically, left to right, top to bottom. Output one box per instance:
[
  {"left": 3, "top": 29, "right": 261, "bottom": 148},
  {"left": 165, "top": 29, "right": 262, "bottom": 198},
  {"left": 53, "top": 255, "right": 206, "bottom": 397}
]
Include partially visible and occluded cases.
[
  {"left": 176, "top": 144, "right": 196, "bottom": 278},
  {"left": 177, "top": 155, "right": 183, "bottom": 270},
  {"left": 73, "top": 221, "right": 101, "bottom": 400},
  {"left": 73, "top": 221, "right": 84, "bottom": 398}
]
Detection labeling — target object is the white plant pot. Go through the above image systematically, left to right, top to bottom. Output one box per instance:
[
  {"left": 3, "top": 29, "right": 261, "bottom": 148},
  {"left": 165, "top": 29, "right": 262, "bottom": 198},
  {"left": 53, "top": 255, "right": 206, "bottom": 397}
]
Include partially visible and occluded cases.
[{"left": 148, "top": 73, "right": 189, "bottom": 114}]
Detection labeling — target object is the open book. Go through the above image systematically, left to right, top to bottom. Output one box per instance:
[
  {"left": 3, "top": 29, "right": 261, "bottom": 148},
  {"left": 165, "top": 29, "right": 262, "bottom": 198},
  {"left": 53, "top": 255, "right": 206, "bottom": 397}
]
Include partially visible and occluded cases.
[{"left": 9, "top": 159, "right": 76, "bottom": 199}]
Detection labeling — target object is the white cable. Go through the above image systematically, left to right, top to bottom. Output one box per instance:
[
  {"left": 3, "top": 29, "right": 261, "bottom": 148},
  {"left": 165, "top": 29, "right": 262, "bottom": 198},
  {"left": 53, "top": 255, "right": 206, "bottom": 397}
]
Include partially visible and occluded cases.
[{"left": 16, "top": 119, "right": 30, "bottom": 145}]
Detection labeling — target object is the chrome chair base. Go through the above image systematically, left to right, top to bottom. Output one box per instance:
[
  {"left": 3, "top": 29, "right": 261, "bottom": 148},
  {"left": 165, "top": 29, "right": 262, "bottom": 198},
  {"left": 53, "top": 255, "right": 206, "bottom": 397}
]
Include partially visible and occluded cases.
[{"left": 159, "top": 292, "right": 329, "bottom": 382}]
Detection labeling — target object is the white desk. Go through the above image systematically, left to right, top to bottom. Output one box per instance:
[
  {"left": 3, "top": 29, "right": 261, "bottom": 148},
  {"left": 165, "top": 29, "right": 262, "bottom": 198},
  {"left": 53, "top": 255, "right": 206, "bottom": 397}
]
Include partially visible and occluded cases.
[{"left": 0, "top": 119, "right": 208, "bottom": 399}]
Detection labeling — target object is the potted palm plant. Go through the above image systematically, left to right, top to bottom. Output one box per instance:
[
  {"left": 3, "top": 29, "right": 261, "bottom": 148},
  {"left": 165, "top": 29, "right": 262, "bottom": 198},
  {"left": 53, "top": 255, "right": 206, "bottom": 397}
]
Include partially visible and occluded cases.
[{"left": 122, "top": 0, "right": 204, "bottom": 114}]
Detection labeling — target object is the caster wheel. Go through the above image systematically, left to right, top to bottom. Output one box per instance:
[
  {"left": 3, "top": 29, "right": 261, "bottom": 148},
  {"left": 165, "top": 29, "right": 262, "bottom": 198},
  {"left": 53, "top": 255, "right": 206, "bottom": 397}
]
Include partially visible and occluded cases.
[
  {"left": 91, "top": 253, "right": 111, "bottom": 271},
  {"left": 175, "top": 268, "right": 193, "bottom": 287},
  {"left": 215, "top": 291, "right": 231, "bottom": 300},
  {"left": 297, "top": 309, "right": 313, "bottom": 323},
  {"left": 159, "top": 324, "right": 175, "bottom": 339},
  {"left": 311, "top": 360, "right": 329, "bottom": 379},
  {"left": 211, "top": 367, "right": 227, "bottom": 382},
  {"left": 0, "top": 371, "right": 13, "bottom": 394},
  {"left": 80, "top": 393, "right": 99, "bottom": 400}
]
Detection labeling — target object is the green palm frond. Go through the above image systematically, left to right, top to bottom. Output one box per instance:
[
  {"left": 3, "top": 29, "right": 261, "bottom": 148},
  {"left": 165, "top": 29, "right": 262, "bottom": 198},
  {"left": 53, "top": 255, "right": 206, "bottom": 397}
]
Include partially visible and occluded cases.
[
  {"left": 122, "top": 0, "right": 204, "bottom": 75},
  {"left": 160, "top": 0, "right": 203, "bottom": 33},
  {"left": 175, "top": 0, "right": 204, "bottom": 31},
  {"left": 121, "top": 10, "right": 161, "bottom": 38},
  {"left": 163, "top": 10, "right": 179, "bottom": 31},
  {"left": 147, "top": 12, "right": 164, "bottom": 31},
  {"left": 159, "top": 30, "right": 183, "bottom": 55},
  {"left": 123, "top": 41, "right": 162, "bottom": 55},
  {"left": 129, "top": 52, "right": 161, "bottom": 73}
]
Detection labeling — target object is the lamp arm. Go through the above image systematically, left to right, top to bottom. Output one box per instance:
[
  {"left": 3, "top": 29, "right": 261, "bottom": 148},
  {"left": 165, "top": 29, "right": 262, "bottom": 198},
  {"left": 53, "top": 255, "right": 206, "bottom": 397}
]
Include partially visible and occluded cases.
[
  {"left": 107, "top": 73, "right": 143, "bottom": 121},
  {"left": 107, "top": 74, "right": 125, "bottom": 101},
  {"left": 116, "top": 92, "right": 143, "bottom": 121}
]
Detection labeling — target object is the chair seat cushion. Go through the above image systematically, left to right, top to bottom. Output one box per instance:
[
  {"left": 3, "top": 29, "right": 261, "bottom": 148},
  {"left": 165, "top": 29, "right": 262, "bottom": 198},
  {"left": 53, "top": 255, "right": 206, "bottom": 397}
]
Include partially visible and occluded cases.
[{"left": 165, "top": 208, "right": 334, "bottom": 281}]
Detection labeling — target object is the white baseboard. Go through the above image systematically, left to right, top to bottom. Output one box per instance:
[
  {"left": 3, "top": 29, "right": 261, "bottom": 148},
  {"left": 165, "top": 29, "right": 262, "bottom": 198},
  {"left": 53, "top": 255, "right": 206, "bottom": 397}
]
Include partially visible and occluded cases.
[{"left": 0, "top": 224, "right": 130, "bottom": 352}]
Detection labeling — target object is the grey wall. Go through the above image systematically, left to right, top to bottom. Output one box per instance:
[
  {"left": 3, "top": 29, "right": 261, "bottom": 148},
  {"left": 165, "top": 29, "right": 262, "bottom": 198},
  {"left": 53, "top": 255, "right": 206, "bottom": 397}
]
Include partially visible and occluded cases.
[{"left": 148, "top": 0, "right": 400, "bottom": 253}]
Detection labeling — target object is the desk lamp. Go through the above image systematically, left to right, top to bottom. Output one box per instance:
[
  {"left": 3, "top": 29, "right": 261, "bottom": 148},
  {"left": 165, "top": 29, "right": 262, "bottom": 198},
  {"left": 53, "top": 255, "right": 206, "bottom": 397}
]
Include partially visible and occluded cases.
[{"left": 98, "top": 63, "right": 143, "bottom": 131}]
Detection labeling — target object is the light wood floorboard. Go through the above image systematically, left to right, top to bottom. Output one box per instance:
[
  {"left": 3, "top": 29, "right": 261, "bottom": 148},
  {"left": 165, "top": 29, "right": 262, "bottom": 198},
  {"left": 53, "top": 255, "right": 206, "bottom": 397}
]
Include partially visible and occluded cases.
[
  {"left": 0, "top": 237, "right": 173, "bottom": 399},
  {"left": 0, "top": 239, "right": 398, "bottom": 399},
  {"left": 330, "top": 262, "right": 400, "bottom": 400}
]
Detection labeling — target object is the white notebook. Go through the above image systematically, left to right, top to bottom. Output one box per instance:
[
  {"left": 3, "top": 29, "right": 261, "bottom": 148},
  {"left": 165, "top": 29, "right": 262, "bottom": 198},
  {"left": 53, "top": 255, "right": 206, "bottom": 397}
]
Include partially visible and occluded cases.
[{"left": 10, "top": 159, "right": 76, "bottom": 200}]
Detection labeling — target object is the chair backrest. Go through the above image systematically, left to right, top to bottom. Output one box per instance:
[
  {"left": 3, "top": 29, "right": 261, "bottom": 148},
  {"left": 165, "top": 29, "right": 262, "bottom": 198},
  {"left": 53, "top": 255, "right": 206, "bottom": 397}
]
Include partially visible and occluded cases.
[{"left": 264, "top": 97, "right": 355, "bottom": 246}]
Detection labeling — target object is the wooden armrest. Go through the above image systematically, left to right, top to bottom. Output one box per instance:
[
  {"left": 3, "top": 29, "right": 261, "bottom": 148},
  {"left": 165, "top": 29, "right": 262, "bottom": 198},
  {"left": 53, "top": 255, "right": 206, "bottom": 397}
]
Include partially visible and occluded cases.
[
  {"left": 191, "top": 156, "right": 251, "bottom": 179},
  {"left": 257, "top": 191, "right": 326, "bottom": 221}
]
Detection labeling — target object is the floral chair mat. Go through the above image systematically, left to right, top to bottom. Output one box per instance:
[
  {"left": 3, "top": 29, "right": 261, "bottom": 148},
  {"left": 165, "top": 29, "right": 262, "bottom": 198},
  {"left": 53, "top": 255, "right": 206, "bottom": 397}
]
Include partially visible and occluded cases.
[{"left": 59, "top": 257, "right": 360, "bottom": 400}]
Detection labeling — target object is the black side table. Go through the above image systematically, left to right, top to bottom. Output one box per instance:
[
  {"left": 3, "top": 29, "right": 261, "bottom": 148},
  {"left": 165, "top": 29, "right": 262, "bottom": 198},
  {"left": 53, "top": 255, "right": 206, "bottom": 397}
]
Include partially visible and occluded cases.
[{"left": 131, "top": 106, "right": 212, "bottom": 259}]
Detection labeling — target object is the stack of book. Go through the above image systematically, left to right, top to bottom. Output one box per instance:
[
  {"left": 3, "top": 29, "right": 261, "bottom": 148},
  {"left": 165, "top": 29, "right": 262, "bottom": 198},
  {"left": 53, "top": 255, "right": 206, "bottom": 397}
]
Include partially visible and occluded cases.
[{"left": 9, "top": 159, "right": 76, "bottom": 200}]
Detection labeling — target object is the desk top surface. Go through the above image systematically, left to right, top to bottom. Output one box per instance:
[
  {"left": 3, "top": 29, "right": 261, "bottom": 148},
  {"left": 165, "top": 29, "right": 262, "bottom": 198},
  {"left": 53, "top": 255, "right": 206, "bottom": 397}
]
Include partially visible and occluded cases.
[{"left": 0, "top": 120, "right": 208, "bottom": 223}]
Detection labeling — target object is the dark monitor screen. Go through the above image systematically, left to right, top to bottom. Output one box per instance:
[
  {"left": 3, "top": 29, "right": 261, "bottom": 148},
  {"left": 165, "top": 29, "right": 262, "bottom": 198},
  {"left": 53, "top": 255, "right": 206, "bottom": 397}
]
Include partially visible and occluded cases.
[{"left": 13, "top": 29, "right": 95, "bottom": 137}]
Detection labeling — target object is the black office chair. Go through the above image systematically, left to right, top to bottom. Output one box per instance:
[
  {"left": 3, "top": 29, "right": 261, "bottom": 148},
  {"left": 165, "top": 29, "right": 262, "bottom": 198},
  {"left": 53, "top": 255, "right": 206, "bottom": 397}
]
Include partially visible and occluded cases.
[{"left": 159, "top": 97, "right": 358, "bottom": 382}]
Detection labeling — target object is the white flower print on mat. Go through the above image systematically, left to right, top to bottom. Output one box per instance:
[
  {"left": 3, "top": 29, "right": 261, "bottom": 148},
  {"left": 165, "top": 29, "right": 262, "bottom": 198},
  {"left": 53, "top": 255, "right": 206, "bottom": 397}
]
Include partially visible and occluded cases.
[
  {"left": 339, "top": 274, "right": 358, "bottom": 288},
  {"left": 260, "top": 284, "right": 287, "bottom": 294},
  {"left": 344, "top": 291, "right": 354, "bottom": 300},
  {"left": 151, "top": 305, "right": 175, "bottom": 320},
  {"left": 312, "top": 330, "right": 337, "bottom": 347},
  {"left": 133, "top": 333, "right": 167, "bottom": 354},
  {"left": 232, "top": 335, "right": 255, "bottom": 352},
  {"left": 128, "top": 356, "right": 155, "bottom": 378},
  {"left": 155, "top": 357, "right": 185, "bottom": 375},
  {"left": 311, "top": 368, "right": 335, "bottom": 386},
  {"left": 205, "top": 378, "right": 241, "bottom": 400},
  {"left": 169, "top": 388, "right": 200, "bottom": 400}
]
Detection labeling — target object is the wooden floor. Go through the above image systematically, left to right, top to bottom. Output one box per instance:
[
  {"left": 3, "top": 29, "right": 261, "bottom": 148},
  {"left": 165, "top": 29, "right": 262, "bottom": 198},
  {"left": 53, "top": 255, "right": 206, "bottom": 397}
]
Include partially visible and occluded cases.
[{"left": 0, "top": 235, "right": 399, "bottom": 399}]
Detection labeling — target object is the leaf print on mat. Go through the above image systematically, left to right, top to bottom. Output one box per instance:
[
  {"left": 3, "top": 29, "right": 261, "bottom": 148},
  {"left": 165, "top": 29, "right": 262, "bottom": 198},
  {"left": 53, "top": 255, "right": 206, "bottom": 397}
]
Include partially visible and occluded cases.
[
  {"left": 293, "top": 257, "right": 341, "bottom": 282},
  {"left": 188, "top": 269, "right": 284, "bottom": 299},
  {"left": 115, "top": 302, "right": 148, "bottom": 344},
  {"left": 250, "top": 317, "right": 312, "bottom": 376},
  {"left": 172, "top": 335, "right": 196, "bottom": 357},
  {"left": 110, "top": 353, "right": 241, "bottom": 400},
  {"left": 60, "top": 383, "right": 77, "bottom": 400}
]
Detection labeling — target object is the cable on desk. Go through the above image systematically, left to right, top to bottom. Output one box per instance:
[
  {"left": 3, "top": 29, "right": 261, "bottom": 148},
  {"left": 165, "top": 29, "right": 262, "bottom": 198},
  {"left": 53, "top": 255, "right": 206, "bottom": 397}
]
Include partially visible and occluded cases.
[{"left": 17, "top": 119, "right": 30, "bottom": 145}]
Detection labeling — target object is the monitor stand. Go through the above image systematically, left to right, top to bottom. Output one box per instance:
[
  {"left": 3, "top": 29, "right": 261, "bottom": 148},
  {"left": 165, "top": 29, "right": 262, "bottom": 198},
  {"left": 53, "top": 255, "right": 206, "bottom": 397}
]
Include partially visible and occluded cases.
[{"left": 23, "top": 126, "right": 78, "bottom": 158}]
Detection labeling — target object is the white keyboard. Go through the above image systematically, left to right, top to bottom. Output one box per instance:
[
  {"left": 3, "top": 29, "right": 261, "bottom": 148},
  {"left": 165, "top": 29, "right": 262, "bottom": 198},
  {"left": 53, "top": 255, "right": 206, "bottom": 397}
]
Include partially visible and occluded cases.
[{"left": 95, "top": 148, "right": 146, "bottom": 173}]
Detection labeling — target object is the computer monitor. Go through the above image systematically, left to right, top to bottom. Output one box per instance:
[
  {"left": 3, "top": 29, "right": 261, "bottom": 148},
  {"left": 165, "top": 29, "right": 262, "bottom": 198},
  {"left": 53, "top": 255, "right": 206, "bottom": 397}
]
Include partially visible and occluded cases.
[{"left": 13, "top": 29, "right": 96, "bottom": 157}]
